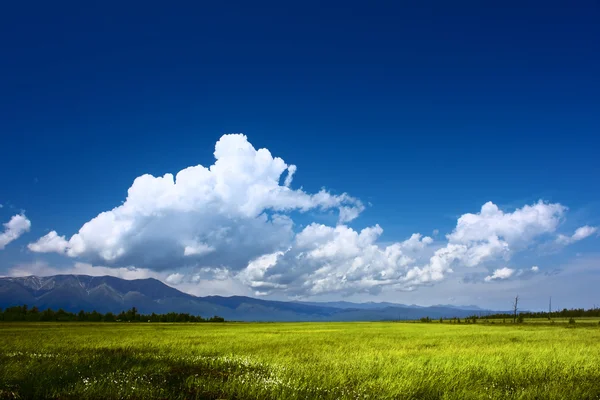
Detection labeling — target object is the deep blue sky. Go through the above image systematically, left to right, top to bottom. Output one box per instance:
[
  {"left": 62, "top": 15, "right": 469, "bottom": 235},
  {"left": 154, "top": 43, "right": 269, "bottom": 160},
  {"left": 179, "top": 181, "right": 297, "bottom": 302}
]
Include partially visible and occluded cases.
[{"left": 1, "top": 1, "right": 599, "bottom": 307}]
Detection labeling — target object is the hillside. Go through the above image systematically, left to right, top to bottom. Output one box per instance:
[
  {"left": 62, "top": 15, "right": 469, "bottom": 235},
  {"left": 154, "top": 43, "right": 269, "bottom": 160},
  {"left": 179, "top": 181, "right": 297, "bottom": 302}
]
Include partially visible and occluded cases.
[{"left": 0, "top": 275, "right": 495, "bottom": 321}]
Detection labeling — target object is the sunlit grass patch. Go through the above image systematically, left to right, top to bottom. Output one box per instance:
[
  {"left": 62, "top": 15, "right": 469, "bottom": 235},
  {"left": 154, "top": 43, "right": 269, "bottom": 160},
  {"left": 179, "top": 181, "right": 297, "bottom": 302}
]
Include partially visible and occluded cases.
[{"left": 1, "top": 322, "right": 599, "bottom": 399}]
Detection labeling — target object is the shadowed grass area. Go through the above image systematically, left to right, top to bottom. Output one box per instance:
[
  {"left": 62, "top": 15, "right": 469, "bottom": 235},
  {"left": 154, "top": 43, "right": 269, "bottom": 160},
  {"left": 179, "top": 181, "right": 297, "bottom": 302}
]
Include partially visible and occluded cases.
[{"left": 1, "top": 322, "right": 599, "bottom": 399}]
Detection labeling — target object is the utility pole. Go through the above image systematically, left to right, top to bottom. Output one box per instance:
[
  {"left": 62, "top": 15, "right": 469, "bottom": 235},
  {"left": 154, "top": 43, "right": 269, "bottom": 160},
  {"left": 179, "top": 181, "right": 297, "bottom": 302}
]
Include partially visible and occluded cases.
[
  {"left": 513, "top": 295, "right": 519, "bottom": 323},
  {"left": 549, "top": 296, "right": 552, "bottom": 319}
]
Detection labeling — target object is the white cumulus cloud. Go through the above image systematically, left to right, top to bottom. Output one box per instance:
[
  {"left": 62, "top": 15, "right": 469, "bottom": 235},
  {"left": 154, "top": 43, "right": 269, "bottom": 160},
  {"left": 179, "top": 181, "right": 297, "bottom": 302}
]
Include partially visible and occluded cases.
[
  {"left": 23, "top": 134, "right": 594, "bottom": 298},
  {"left": 28, "top": 134, "right": 363, "bottom": 270},
  {"left": 428, "top": 201, "right": 566, "bottom": 269},
  {"left": 448, "top": 201, "right": 565, "bottom": 248},
  {"left": 0, "top": 214, "right": 31, "bottom": 250},
  {"left": 237, "top": 224, "right": 440, "bottom": 296},
  {"left": 27, "top": 231, "right": 69, "bottom": 253},
  {"left": 484, "top": 267, "right": 515, "bottom": 282}
]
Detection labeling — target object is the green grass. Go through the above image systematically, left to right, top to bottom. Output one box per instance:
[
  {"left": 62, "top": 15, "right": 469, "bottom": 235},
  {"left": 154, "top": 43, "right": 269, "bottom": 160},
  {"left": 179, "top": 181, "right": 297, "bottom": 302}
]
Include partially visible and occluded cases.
[{"left": 1, "top": 322, "right": 599, "bottom": 399}]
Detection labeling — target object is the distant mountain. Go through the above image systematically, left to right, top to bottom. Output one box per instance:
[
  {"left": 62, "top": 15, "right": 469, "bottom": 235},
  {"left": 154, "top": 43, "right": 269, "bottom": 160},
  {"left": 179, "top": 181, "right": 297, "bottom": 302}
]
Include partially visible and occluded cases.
[
  {"left": 0, "top": 275, "right": 496, "bottom": 321},
  {"left": 294, "top": 301, "right": 413, "bottom": 310},
  {"left": 295, "top": 301, "right": 486, "bottom": 311},
  {"left": 432, "top": 304, "right": 485, "bottom": 311}
]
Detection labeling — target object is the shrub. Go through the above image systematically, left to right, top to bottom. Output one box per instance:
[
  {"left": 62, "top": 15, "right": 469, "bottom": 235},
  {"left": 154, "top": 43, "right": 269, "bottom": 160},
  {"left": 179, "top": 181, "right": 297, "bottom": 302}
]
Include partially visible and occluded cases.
[{"left": 569, "top": 317, "right": 576, "bottom": 325}]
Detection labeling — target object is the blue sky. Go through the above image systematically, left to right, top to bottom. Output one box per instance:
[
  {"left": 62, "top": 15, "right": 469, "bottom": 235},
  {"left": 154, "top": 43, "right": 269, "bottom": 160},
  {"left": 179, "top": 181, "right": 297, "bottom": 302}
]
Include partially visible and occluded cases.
[{"left": 1, "top": 1, "right": 599, "bottom": 310}]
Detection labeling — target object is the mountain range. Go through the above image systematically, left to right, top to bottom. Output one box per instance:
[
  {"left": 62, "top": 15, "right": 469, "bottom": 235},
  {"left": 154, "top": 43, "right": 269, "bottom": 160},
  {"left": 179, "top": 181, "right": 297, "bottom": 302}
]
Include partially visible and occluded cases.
[{"left": 0, "top": 275, "right": 496, "bottom": 321}]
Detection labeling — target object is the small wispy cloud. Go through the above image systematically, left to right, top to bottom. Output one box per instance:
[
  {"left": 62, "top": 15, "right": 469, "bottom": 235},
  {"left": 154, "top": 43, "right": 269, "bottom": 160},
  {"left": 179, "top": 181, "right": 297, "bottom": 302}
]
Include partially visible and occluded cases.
[
  {"left": 0, "top": 214, "right": 31, "bottom": 250},
  {"left": 556, "top": 225, "right": 598, "bottom": 245},
  {"left": 484, "top": 267, "right": 515, "bottom": 282}
]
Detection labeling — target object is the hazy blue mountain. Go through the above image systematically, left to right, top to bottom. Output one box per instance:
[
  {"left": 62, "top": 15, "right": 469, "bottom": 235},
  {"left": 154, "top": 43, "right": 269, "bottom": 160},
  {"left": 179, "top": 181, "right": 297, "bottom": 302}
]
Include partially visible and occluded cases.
[
  {"left": 0, "top": 275, "right": 496, "bottom": 321},
  {"left": 294, "top": 301, "right": 412, "bottom": 309},
  {"left": 432, "top": 304, "right": 485, "bottom": 311}
]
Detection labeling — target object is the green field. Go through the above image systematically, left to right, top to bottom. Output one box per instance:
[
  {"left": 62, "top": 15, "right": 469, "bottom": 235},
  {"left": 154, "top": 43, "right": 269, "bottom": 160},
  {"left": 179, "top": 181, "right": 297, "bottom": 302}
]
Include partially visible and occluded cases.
[{"left": 1, "top": 321, "right": 600, "bottom": 399}]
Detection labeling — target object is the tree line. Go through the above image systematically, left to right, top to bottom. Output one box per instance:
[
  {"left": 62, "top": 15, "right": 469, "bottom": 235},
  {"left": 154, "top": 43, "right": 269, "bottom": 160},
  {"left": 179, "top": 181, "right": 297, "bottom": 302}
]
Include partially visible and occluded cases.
[
  {"left": 0, "top": 305, "right": 225, "bottom": 322},
  {"left": 417, "top": 306, "right": 600, "bottom": 324},
  {"left": 475, "top": 307, "right": 600, "bottom": 320}
]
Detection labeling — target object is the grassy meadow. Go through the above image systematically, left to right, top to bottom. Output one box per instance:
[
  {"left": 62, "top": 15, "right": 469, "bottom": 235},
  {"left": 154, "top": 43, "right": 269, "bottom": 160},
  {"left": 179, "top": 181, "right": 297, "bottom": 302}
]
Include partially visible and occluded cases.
[{"left": 1, "top": 321, "right": 599, "bottom": 399}]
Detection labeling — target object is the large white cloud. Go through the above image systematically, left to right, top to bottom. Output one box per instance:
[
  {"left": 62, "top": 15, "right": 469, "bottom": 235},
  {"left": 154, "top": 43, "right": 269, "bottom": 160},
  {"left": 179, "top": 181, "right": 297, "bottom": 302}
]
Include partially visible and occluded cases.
[
  {"left": 25, "top": 134, "right": 597, "bottom": 298},
  {"left": 28, "top": 134, "right": 363, "bottom": 270},
  {"left": 236, "top": 200, "right": 575, "bottom": 296},
  {"left": 426, "top": 200, "right": 567, "bottom": 271},
  {"left": 447, "top": 201, "right": 566, "bottom": 258},
  {"left": 0, "top": 214, "right": 31, "bottom": 250},
  {"left": 237, "top": 224, "right": 436, "bottom": 296}
]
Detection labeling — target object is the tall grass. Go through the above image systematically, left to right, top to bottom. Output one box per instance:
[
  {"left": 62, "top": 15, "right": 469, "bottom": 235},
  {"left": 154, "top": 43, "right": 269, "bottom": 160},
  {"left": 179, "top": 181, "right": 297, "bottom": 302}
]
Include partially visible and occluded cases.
[{"left": 1, "top": 322, "right": 599, "bottom": 399}]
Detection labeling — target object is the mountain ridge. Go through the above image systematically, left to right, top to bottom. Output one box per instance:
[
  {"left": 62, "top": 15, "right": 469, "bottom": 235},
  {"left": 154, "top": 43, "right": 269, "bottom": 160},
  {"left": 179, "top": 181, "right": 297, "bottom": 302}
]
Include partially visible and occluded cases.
[{"left": 0, "top": 274, "right": 498, "bottom": 321}]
